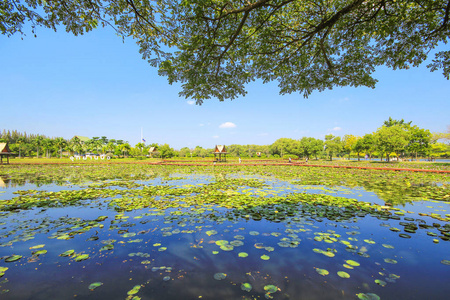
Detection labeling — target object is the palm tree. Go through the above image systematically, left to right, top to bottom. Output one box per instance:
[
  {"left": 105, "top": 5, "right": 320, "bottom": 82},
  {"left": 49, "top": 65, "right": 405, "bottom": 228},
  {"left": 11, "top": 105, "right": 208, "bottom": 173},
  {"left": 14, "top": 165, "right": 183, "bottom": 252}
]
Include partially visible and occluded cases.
[
  {"left": 33, "top": 136, "right": 44, "bottom": 158},
  {"left": 17, "top": 137, "right": 25, "bottom": 158},
  {"left": 54, "top": 137, "right": 68, "bottom": 158},
  {"left": 71, "top": 137, "right": 83, "bottom": 156},
  {"left": 135, "top": 142, "right": 145, "bottom": 156},
  {"left": 120, "top": 143, "right": 131, "bottom": 158}
]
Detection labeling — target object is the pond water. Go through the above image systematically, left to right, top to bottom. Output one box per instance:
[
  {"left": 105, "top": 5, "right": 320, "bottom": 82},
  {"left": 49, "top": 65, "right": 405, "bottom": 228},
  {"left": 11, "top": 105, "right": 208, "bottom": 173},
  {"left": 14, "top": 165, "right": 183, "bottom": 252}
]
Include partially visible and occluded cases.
[{"left": 0, "top": 166, "right": 449, "bottom": 300}]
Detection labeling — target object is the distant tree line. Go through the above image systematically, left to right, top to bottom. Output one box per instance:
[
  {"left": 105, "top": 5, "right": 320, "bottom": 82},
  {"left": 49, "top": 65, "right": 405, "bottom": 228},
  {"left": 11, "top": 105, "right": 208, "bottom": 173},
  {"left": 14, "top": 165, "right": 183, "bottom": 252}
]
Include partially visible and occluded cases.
[{"left": 1, "top": 119, "right": 449, "bottom": 161}]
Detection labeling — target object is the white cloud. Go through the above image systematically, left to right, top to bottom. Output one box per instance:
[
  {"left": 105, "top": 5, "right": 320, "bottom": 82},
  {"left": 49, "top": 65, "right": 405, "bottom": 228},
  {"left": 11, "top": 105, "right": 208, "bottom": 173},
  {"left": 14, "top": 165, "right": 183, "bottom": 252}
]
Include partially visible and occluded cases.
[
  {"left": 187, "top": 100, "right": 196, "bottom": 105},
  {"left": 219, "top": 122, "right": 237, "bottom": 129},
  {"left": 199, "top": 124, "right": 204, "bottom": 127},
  {"left": 332, "top": 127, "right": 342, "bottom": 131},
  {"left": 212, "top": 135, "right": 219, "bottom": 139}
]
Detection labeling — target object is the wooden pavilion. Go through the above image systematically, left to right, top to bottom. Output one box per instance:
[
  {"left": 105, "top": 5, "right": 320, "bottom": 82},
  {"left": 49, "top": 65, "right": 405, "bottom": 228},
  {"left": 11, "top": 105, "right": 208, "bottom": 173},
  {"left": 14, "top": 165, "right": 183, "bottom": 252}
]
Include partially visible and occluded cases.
[
  {"left": 0, "top": 143, "right": 15, "bottom": 164},
  {"left": 213, "top": 145, "right": 228, "bottom": 162},
  {"left": 148, "top": 147, "right": 156, "bottom": 157}
]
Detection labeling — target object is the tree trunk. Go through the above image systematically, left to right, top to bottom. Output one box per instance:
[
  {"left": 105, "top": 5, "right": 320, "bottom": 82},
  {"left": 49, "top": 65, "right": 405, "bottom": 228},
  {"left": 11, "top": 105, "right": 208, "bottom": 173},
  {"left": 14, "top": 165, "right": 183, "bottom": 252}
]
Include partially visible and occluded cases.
[{"left": 357, "top": 153, "right": 360, "bottom": 161}]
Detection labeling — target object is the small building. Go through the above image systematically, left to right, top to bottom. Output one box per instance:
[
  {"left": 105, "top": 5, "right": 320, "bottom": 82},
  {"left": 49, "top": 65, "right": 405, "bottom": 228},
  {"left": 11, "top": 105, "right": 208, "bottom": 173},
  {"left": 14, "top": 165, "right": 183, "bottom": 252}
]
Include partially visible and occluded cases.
[
  {"left": 0, "top": 143, "right": 14, "bottom": 164},
  {"left": 213, "top": 145, "right": 227, "bottom": 162},
  {"left": 148, "top": 147, "right": 157, "bottom": 157}
]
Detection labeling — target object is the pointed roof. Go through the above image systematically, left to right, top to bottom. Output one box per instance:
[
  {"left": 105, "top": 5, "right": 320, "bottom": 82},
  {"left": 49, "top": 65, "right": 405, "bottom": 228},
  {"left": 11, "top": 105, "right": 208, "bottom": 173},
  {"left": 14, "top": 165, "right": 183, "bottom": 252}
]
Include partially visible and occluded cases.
[
  {"left": 0, "top": 143, "right": 13, "bottom": 154},
  {"left": 214, "top": 145, "right": 227, "bottom": 153},
  {"left": 148, "top": 147, "right": 156, "bottom": 153}
]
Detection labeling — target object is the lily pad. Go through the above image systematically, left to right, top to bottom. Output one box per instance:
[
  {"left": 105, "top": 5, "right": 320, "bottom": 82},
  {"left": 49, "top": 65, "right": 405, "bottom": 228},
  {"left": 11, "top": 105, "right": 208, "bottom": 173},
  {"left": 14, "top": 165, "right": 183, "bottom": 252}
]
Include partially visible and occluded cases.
[
  {"left": 29, "top": 244, "right": 45, "bottom": 250},
  {"left": 32, "top": 249, "right": 47, "bottom": 256},
  {"left": 60, "top": 250, "right": 75, "bottom": 257},
  {"left": 238, "top": 252, "right": 248, "bottom": 258},
  {"left": 74, "top": 254, "right": 89, "bottom": 262},
  {"left": 5, "top": 255, "right": 22, "bottom": 262},
  {"left": 260, "top": 255, "right": 270, "bottom": 260},
  {"left": 384, "top": 258, "right": 397, "bottom": 264},
  {"left": 345, "top": 260, "right": 360, "bottom": 267},
  {"left": 441, "top": 260, "right": 450, "bottom": 265},
  {"left": 315, "top": 268, "right": 329, "bottom": 276},
  {"left": 337, "top": 271, "right": 350, "bottom": 278},
  {"left": 213, "top": 272, "right": 227, "bottom": 280},
  {"left": 375, "top": 279, "right": 387, "bottom": 287},
  {"left": 88, "top": 282, "right": 103, "bottom": 290},
  {"left": 241, "top": 282, "right": 252, "bottom": 292},
  {"left": 127, "top": 285, "right": 141, "bottom": 295},
  {"left": 264, "top": 285, "right": 278, "bottom": 293},
  {"left": 357, "top": 293, "right": 380, "bottom": 300}
]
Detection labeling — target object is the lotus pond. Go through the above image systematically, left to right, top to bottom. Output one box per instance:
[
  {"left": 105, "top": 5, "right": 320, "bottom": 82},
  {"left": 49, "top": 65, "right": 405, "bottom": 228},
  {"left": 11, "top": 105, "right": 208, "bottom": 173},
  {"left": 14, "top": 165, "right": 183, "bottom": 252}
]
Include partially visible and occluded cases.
[{"left": 0, "top": 164, "right": 449, "bottom": 300}]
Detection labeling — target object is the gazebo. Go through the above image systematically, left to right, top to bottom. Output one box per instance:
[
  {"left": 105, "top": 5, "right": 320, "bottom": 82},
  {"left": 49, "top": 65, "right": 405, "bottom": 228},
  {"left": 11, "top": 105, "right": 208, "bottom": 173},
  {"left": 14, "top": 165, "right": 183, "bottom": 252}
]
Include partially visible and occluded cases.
[
  {"left": 0, "top": 143, "right": 15, "bottom": 164},
  {"left": 213, "top": 145, "right": 227, "bottom": 162},
  {"left": 148, "top": 147, "right": 156, "bottom": 157}
]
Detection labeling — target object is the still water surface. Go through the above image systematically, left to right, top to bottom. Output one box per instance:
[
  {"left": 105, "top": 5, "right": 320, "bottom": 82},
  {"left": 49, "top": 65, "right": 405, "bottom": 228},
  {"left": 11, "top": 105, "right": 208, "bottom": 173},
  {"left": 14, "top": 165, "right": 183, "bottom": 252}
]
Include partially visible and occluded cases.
[{"left": 0, "top": 173, "right": 449, "bottom": 300}]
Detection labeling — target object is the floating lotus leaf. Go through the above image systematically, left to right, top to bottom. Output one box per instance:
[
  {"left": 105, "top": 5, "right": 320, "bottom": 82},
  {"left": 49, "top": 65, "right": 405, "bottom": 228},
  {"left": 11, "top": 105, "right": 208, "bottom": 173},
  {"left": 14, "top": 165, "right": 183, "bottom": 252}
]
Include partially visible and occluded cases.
[
  {"left": 95, "top": 216, "right": 108, "bottom": 222},
  {"left": 206, "top": 230, "right": 217, "bottom": 236},
  {"left": 249, "top": 231, "right": 259, "bottom": 236},
  {"left": 122, "top": 232, "right": 136, "bottom": 238},
  {"left": 399, "top": 233, "right": 411, "bottom": 239},
  {"left": 234, "top": 235, "right": 245, "bottom": 240},
  {"left": 364, "top": 239, "right": 375, "bottom": 244},
  {"left": 215, "top": 240, "right": 229, "bottom": 246},
  {"left": 230, "top": 240, "right": 244, "bottom": 247},
  {"left": 278, "top": 241, "right": 290, "bottom": 248},
  {"left": 153, "top": 243, "right": 161, "bottom": 247},
  {"left": 254, "top": 243, "right": 265, "bottom": 249},
  {"left": 29, "top": 244, "right": 45, "bottom": 250},
  {"left": 100, "top": 244, "right": 114, "bottom": 251},
  {"left": 382, "top": 244, "right": 394, "bottom": 249},
  {"left": 220, "top": 245, "right": 234, "bottom": 251},
  {"left": 264, "top": 246, "right": 275, "bottom": 252},
  {"left": 158, "top": 247, "right": 167, "bottom": 252},
  {"left": 32, "top": 249, "right": 47, "bottom": 256},
  {"left": 60, "top": 250, "right": 75, "bottom": 257},
  {"left": 212, "top": 251, "right": 219, "bottom": 255},
  {"left": 238, "top": 252, "right": 248, "bottom": 258},
  {"left": 75, "top": 254, "right": 89, "bottom": 262},
  {"left": 5, "top": 255, "right": 22, "bottom": 262},
  {"left": 261, "top": 255, "right": 270, "bottom": 260},
  {"left": 384, "top": 258, "right": 397, "bottom": 264},
  {"left": 141, "top": 260, "right": 151, "bottom": 264},
  {"left": 346, "top": 260, "right": 360, "bottom": 267},
  {"left": 441, "top": 260, "right": 450, "bottom": 265},
  {"left": 343, "top": 264, "right": 354, "bottom": 269},
  {"left": 0, "top": 267, "right": 8, "bottom": 277},
  {"left": 315, "top": 268, "right": 329, "bottom": 276},
  {"left": 337, "top": 271, "right": 350, "bottom": 278},
  {"left": 213, "top": 273, "right": 227, "bottom": 280},
  {"left": 163, "top": 276, "right": 171, "bottom": 281},
  {"left": 375, "top": 279, "right": 387, "bottom": 286},
  {"left": 88, "top": 282, "right": 103, "bottom": 290},
  {"left": 241, "top": 282, "right": 252, "bottom": 292},
  {"left": 127, "top": 285, "right": 141, "bottom": 295},
  {"left": 264, "top": 285, "right": 278, "bottom": 293},
  {"left": 357, "top": 293, "right": 380, "bottom": 300}
]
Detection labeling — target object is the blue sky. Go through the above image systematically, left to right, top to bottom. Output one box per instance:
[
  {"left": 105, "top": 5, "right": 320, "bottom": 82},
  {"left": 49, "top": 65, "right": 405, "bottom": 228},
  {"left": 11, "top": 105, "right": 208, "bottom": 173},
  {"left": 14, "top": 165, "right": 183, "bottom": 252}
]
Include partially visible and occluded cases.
[{"left": 0, "top": 26, "right": 449, "bottom": 149}]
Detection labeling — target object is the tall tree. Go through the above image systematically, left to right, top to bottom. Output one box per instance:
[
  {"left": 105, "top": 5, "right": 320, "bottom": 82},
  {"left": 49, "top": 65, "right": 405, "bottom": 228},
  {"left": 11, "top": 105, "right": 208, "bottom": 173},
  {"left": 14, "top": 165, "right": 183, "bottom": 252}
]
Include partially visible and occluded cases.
[
  {"left": 2, "top": 1, "right": 449, "bottom": 103},
  {"left": 374, "top": 125, "right": 410, "bottom": 162},
  {"left": 406, "top": 126, "right": 432, "bottom": 160},
  {"left": 324, "top": 134, "right": 343, "bottom": 161},
  {"left": 32, "top": 136, "right": 44, "bottom": 158},
  {"left": 54, "top": 137, "right": 68, "bottom": 158}
]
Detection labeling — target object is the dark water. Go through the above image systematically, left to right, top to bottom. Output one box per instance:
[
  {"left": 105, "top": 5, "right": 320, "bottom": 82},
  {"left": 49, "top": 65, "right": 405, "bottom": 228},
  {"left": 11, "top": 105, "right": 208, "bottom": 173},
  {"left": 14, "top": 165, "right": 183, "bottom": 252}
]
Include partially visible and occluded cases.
[{"left": 0, "top": 175, "right": 449, "bottom": 300}]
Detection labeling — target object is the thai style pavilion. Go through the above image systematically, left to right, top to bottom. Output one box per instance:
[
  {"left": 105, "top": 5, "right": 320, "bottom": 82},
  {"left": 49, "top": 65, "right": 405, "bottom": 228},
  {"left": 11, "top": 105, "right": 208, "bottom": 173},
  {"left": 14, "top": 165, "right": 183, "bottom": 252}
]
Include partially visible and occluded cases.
[
  {"left": 0, "top": 143, "right": 14, "bottom": 164},
  {"left": 213, "top": 145, "right": 227, "bottom": 162},
  {"left": 148, "top": 147, "right": 156, "bottom": 157}
]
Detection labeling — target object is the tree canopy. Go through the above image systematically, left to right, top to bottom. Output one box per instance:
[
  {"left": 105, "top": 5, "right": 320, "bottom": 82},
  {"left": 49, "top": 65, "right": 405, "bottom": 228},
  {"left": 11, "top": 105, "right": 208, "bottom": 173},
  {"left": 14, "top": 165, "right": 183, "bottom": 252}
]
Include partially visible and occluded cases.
[{"left": 2, "top": 0, "right": 449, "bottom": 103}]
